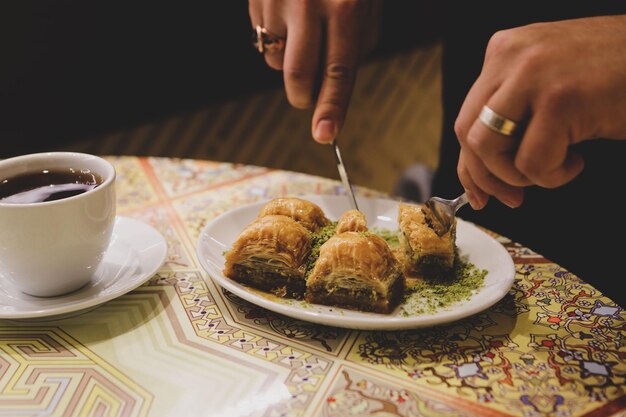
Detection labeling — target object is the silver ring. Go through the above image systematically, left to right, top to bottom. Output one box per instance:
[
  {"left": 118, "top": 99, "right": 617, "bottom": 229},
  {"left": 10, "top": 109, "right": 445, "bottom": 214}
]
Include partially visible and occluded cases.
[{"left": 479, "top": 105, "right": 519, "bottom": 137}]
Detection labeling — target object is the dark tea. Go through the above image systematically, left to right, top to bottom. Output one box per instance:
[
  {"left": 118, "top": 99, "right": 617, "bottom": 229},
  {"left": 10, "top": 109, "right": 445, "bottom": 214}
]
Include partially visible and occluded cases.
[{"left": 0, "top": 168, "right": 103, "bottom": 204}]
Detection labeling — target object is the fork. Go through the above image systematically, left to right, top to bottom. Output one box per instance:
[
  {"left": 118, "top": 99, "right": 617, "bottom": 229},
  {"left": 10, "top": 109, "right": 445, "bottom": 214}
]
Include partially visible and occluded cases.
[{"left": 424, "top": 192, "right": 469, "bottom": 236}]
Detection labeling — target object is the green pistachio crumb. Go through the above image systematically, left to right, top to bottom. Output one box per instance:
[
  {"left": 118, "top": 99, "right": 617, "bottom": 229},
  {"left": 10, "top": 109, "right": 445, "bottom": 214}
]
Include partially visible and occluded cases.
[
  {"left": 304, "top": 222, "right": 337, "bottom": 278},
  {"left": 371, "top": 227, "right": 400, "bottom": 249},
  {"left": 401, "top": 256, "right": 487, "bottom": 315}
]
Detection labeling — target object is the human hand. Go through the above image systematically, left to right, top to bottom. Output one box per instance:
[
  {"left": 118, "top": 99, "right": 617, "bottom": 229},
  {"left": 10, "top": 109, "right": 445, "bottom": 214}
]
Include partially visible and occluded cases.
[
  {"left": 248, "top": 0, "right": 382, "bottom": 143},
  {"left": 454, "top": 15, "right": 626, "bottom": 209}
]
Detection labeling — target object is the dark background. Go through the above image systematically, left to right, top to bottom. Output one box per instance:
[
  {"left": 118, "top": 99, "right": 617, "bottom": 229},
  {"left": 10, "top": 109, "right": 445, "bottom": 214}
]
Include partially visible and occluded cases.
[{"left": 0, "top": 1, "right": 442, "bottom": 158}]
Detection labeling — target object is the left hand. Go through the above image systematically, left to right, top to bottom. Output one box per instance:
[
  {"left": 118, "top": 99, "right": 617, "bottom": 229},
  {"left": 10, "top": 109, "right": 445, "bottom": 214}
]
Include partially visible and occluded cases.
[
  {"left": 248, "top": 0, "right": 382, "bottom": 144},
  {"left": 454, "top": 15, "right": 626, "bottom": 209}
]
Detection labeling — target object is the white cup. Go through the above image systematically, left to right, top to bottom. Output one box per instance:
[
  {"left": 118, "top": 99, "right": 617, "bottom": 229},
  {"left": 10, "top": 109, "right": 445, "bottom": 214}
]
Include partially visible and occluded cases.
[{"left": 0, "top": 152, "right": 116, "bottom": 297}]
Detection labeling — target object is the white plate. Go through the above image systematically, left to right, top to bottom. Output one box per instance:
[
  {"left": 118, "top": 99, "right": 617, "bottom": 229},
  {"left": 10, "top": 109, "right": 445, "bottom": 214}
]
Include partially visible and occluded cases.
[
  {"left": 196, "top": 195, "right": 515, "bottom": 330},
  {"left": 0, "top": 216, "right": 167, "bottom": 320}
]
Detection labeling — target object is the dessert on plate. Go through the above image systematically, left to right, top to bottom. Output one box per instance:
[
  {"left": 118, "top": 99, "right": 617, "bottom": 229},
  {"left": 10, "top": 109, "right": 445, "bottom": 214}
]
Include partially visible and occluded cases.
[
  {"left": 223, "top": 197, "right": 457, "bottom": 313},
  {"left": 398, "top": 203, "right": 456, "bottom": 277},
  {"left": 223, "top": 214, "right": 311, "bottom": 298},
  {"left": 305, "top": 230, "right": 404, "bottom": 314}
]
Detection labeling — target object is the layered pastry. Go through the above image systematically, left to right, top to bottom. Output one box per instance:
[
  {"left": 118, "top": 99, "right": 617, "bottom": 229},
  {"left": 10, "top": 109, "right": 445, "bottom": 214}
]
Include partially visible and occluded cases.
[
  {"left": 224, "top": 197, "right": 458, "bottom": 313},
  {"left": 258, "top": 197, "right": 330, "bottom": 232},
  {"left": 398, "top": 203, "right": 456, "bottom": 276},
  {"left": 336, "top": 209, "right": 368, "bottom": 234},
  {"left": 224, "top": 214, "right": 311, "bottom": 298},
  {"left": 305, "top": 232, "right": 404, "bottom": 314}
]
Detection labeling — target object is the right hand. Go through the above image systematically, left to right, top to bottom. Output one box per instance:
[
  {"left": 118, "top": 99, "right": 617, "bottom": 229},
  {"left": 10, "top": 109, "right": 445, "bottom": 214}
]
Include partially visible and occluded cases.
[
  {"left": 248, "top": 0, "right": 382, "bottom": 143},
  {"left": 454, "top": 15, "right": 626, "bottom": 209}
]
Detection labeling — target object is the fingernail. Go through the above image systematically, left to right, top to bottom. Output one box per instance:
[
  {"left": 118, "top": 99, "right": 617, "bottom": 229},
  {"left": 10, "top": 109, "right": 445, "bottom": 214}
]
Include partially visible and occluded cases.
[
  {"left": 314, "top": 119, "right": 337, "bottom": 143},
  {"left": 465, "top": 190, "right": 484, "bottom": 210},
  {"left": 501, "top": 197, "right": 520, "bottom": 209}
]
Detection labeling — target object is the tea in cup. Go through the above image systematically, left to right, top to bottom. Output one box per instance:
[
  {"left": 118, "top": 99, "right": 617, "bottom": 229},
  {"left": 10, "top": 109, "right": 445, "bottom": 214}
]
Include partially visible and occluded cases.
[{"left": 0, "top": 152, "right": 116, "bottom": 297}]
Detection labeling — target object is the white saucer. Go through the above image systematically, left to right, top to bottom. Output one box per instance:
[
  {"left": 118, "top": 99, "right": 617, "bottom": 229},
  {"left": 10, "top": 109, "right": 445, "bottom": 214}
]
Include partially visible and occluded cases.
[{"left": 0, "top": 216, "right": 167, "bottom": 320}]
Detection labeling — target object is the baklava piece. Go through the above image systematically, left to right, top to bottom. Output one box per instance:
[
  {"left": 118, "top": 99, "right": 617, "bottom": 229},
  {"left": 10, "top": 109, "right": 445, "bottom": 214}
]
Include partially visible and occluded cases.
[
  {"left": 258, "top": 197, "right": 330, "bottom": 232},
  {"left": 398, "top": 203, "right": 456, "bottom": 276},
  {"left": 336, "top": 209, "right": 367, "bottom": 233},
  {"left": 224, "top": 215, "right": 311, "bottom": 298},
  {"left": 305, "top": 232, "right": 404, "bottom": 313}
]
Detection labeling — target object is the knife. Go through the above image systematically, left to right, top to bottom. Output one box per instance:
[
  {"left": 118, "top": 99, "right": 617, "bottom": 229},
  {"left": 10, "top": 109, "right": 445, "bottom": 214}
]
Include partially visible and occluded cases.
[{"left": 332, "top": 140, "right": 359, "bottom": 211}]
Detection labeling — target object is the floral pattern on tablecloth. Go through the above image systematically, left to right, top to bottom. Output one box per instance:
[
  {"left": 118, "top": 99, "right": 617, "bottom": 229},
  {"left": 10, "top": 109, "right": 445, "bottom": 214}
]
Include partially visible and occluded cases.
[
  {"left": 108, "top": 156, "right": 160, "bottom": 209},
  {"left": 349, "top": 263, "right": 626, "bottom": 417},
  {"left": 320, "top": 367, "right": 486, "bottom": 416}
]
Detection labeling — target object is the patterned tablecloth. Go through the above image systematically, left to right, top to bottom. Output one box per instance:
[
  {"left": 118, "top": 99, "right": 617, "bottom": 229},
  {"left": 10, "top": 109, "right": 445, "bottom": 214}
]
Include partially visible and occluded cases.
[{"left": 1, "top": 156, "right": 625, "bottom": 417}]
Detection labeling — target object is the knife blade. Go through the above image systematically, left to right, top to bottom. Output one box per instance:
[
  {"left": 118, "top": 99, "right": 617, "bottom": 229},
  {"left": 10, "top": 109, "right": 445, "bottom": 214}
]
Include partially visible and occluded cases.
[{"left": 332, "top": 140, "right": 359, "bottom": 211}]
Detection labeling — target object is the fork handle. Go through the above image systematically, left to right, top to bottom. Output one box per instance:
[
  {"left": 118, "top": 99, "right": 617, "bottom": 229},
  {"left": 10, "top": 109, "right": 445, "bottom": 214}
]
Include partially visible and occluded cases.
[{"left": 455, "top": 192, "right": 469, "bottom": 213}]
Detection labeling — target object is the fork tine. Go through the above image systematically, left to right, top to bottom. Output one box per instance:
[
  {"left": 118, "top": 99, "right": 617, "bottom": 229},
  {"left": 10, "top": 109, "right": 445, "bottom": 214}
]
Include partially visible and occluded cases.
[
  {"left": 424, "top": 192, "right": 468, "bottom": 237},
  {"left": 424, "top": 199, "right": 451, "bottom": 236}
]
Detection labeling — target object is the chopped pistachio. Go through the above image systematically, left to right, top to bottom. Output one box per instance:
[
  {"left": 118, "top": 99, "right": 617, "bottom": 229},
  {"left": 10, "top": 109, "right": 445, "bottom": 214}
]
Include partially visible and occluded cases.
[
  {"left": 304, "top": 222, "right": 337, "bottom": 278},
  {"left": 371, "top": 227, "right": 400, "bottom": 249},
  {"left": 401, "top": 256, "right": 487, "bottom": 315}
]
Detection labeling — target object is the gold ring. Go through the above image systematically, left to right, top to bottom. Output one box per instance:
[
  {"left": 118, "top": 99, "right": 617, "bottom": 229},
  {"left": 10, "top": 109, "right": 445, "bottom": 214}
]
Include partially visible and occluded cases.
[
  {"left": 252, "top": 25, "right": 286, "bottom": 54},
  {"left": 479, "top": 105, "right": 519, "bottom": 137}
]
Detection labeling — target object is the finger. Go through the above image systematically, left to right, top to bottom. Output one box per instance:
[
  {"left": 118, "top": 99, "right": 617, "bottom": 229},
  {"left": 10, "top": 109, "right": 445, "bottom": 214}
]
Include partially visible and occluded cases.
[
  {"left": 248, "top": 0, "right": 262, "bottom": 28},
  {"left": 261, "top": 1, "right": 287, "bottom": 70},
  {"left": 312, "top": 2, "right": 364, "bottom": 143},
  {"left": 282, "top": 5, "right": 321, "bottom": 108},
  {"left": 455, "top": 70, "right": 499, "bottom": 148},
  {"left": 457, "top": 76, "right": 531, "bottom": 188},
  {"left": 468, "top": 81, "right": 534, "bottom": 186},
  {"left": 515, "top": 110, "right": 585, "bottom": 188},
  {"left": 465, "top": 117, "right": 532, "bottom": 187},
  {"left": 461, "top": 145, "right": 524, "bottom": 208},
  {"left": 457, "top": 150, "right": 489, "bottom": 209}
]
